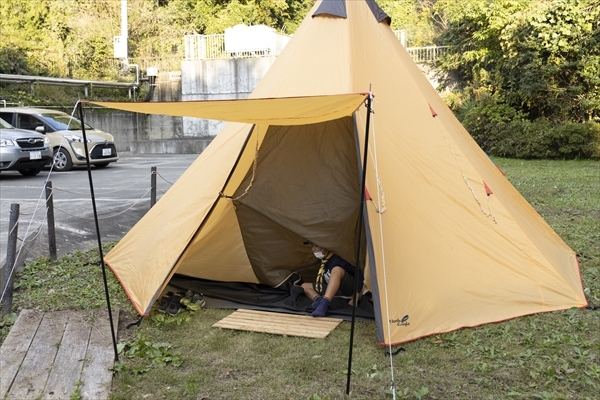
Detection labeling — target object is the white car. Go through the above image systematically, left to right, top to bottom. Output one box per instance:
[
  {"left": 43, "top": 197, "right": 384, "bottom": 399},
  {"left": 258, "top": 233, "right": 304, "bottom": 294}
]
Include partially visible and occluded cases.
[{"left": 0, "top": 107, "right": 119, "bottom": 172}]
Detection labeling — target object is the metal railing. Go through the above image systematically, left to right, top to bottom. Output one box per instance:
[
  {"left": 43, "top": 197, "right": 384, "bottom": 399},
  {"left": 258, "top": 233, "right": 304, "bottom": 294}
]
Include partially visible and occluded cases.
[
  {"left": 184, "top": 32, "right": 290, "bottom": 60},
  {"left": 184, "top": 34, "right": 226, "bottom": 60},
  {"left": 406, "top": 46, "right": 450, "bottom": 64}
]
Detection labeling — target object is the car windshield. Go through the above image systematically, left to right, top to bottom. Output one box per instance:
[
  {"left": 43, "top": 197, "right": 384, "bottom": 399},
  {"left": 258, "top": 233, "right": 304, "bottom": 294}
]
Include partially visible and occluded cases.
[
  {"left": 41, "top": 113, "right": 93, "bottom": 131},
  {"left": 0, "top": 118, "right": 14, "bottom": 129}
]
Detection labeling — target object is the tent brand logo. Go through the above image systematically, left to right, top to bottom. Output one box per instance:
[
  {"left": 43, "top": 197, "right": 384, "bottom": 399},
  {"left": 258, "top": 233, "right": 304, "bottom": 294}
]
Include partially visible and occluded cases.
[{"left": 390, "top": 315, "right": 410, "bottom": 327}]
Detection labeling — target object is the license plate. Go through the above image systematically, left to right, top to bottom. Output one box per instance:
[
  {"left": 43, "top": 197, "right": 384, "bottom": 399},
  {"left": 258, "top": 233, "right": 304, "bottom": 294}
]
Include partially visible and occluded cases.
[
  {"left": 102, "top": 148, "right": 112, "bottom": 156},
  {"left": 30, "top": 151, "right": 41, "bottom": 160}
]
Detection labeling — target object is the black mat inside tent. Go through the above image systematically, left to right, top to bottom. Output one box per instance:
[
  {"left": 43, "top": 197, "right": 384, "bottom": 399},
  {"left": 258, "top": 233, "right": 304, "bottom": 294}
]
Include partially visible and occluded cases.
[{"left": 168, "top": 274, "right": 375, "bottom": 322}]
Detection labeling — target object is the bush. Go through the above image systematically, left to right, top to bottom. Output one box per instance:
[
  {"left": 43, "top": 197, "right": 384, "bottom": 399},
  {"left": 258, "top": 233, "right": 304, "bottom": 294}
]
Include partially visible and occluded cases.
[
  {"left": 460, "top": 96, "right": 525, "bottom": 155},
  {"left": 458, "top": 97, "right": 600, "bottom": 159},
  {"left": 505, "top": 120, "right": 600, "bottom": 160}
]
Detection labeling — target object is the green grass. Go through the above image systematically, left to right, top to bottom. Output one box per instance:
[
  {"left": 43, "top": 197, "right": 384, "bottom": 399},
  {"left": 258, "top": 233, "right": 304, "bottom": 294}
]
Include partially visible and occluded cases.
[{"left": 1, "top": 159, "right": 599, "bottom": 399}]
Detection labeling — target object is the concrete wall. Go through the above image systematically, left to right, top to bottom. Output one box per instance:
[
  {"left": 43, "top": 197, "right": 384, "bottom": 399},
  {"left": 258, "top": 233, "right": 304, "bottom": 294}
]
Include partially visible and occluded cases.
[{"left": 181, "top": 57, "right": 275, "bottom": 136}]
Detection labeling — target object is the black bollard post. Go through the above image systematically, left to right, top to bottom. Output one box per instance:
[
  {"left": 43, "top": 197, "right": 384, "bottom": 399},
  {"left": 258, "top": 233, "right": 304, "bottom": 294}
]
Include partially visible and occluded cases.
[
  {"left": 151, "top": 166, "right": 157, "bottom": 208},
  {"left": 45, "top": 181, "right": 57, "bottom": 261},
  {"left": 1, "top": 203, "right": 20, "bottom": 317}
]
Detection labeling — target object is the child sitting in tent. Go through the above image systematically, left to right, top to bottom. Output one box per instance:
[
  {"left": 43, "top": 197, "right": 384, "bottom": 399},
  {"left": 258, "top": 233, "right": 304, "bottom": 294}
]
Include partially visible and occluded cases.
[{"left": 301, "top": 243, "right": 364, "bottom": 317}]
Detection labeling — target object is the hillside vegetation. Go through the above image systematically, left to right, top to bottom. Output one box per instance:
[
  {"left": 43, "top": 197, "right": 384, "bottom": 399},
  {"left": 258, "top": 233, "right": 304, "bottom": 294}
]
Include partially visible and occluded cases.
[{"left": 1, "top": 0, "right": 598, "bottom": 159}]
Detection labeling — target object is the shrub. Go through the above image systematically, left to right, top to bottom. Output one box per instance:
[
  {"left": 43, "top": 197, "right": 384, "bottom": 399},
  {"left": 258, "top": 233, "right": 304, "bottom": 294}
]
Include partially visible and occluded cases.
[
  {"left": 458, "top": 97, "right": 600, "bottom": 159},
  {"left": 460, "top": 97, "right": 525, "bottom": 155},
  {"left": 506, "top": 120, "right": 600, "bottom": 160}
]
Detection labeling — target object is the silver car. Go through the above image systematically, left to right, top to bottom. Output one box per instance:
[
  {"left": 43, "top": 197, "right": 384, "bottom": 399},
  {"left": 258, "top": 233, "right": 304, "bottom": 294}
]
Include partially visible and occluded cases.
[
  {"left": 0, "top": 107, "right": 119, "bottom": 172},
  {"left": 0, "top": 118, "right": 52, "bottom": 176}
]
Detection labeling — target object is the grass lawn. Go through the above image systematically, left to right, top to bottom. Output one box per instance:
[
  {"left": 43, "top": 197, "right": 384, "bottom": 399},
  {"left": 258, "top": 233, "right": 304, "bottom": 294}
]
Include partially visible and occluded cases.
[{"left": 1, "top": 158, "right": 599, "bottom": 400}]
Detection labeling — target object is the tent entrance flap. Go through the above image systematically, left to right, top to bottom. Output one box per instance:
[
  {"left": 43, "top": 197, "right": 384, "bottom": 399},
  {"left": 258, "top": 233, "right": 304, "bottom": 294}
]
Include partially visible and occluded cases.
[{"left": 231, "top": 117, "right": 365, "bottom": 286}]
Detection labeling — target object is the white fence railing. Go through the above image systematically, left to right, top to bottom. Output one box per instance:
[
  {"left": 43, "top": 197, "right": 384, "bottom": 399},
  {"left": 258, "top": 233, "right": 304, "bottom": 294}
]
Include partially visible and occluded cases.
[
  {"left": 183, "top": 29, "right": 448, "bottom": 64},
  {"left": 185, "top": 30, "right": 290, "bottom": 60},
  {"left": 406, "top": 46, "right": 451, "bottom": 64}
]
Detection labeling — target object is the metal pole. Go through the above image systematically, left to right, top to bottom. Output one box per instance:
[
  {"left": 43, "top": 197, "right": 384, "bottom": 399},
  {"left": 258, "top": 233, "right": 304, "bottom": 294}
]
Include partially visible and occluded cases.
[
  {"left": 346, "top": 92, "right": 373, "bottom": 395},
  {"left": 78, "top": 102, "right": 119, "bottom": 362},
  {"left": 151, "top": 166, "right": 157, "bottom": 208},
  {"left": 45, "top": 181, "right": 57, "bottom": 261},
  {"left": 2, "top": 203, "right": 20, "bottom": 317}
]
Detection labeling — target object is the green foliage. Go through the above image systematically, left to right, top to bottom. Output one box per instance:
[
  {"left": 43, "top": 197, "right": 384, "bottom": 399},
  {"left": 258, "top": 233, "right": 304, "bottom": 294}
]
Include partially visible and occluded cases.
[
  {"left": 0, "top": 0, "right": 314, "bottom": 80},
  {"left": 379, "top": 0, "right": 437, "bottom": 46},
  {"left": 436, "top": 0, "right": 600, "bottom": 124},
  {"left": 460, "top": 96, "right": 600, "bottom": 159},
  {"left": 10, "top": 242, "right": 132, "bottom": 313},
  {"left": 112, "top": 333, "right": 182, "bottom": 375}
]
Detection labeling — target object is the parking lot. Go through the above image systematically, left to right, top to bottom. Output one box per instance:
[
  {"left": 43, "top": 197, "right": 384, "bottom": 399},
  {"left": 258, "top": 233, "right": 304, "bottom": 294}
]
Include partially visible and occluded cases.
[{"left": 0, "top": 153, "right": 198, "bottom": 266}]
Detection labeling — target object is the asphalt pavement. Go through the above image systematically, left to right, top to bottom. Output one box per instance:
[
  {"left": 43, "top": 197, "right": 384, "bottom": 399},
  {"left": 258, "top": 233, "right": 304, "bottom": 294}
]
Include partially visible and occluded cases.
[{"left": 0, "top": 153, "right": 198, "bottom": 269}]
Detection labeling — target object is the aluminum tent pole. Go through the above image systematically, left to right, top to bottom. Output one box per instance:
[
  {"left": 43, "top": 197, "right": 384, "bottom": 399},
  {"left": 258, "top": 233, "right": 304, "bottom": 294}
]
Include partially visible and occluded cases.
[
  {"left": 346, "top": 91, "right": 373, "bottom": 394},
  {"left": 77, "top": 101, "right": 119, "bottom": 362}
]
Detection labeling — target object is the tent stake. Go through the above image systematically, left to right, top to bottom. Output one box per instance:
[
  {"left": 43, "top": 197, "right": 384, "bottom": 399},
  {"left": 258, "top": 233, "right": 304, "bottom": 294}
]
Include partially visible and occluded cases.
[
  {"left": 346, "top": 91, "right": 373, "bottom": 395},
  {"left": 78, "top": 102, "right": 119, "bottom": 362}
]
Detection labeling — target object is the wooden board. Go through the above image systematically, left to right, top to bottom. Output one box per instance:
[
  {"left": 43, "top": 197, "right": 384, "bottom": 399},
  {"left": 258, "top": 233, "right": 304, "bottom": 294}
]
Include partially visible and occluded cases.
[
  {"left": 80, "top": 308, "right": 119, "bottom": 400},
  {"left": 0, "top": 309, "right": 44, "bottom": 398},
  {"left": 0, "top": 309, "right": 118, "bottom": 400},
  {"left": 212, "top": 309, "right": 342, "bottom": 339},
  {"left": 7, "top": 311, "right": 69, "bottom": 399},
  {"left": 44, "top": 311, "right": 92, "bottom": 399}
]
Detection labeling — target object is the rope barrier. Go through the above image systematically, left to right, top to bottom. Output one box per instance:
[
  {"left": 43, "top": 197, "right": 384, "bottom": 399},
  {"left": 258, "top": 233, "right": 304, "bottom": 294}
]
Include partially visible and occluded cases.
[
  {"left": 1, "top": 159, "right": 172, "bottom": 304},
  {"left": 51, "top": 171, "right": 153, "bottom": 195},
  {"left": 154, "top": 171, "right": 175, "bottom": 186},
  {"left": 52, "top": 187, "right": 152, "bottom": 220}
]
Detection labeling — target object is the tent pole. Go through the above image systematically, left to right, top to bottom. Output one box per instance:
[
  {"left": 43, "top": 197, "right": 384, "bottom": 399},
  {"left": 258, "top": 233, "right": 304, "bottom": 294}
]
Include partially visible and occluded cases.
[
  {"left": 346, "top": 91, "right": 373, "bottom": 394},
  {"left": 78, "top": 102, "right": 119, "bottom": 362}
]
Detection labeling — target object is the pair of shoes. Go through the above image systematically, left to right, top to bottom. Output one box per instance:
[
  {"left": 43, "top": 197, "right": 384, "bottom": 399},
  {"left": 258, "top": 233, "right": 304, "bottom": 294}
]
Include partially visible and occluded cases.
[
  {"left": 180, "top": 290, "right": 205, "bottom": 311},
  {"left": 157, "top": 291, "right": 184, "bottom": 315},
  {"left": 157, "top": 292, "right": 175, "bottom": 313},
  {"left": 167, "top": 292, "right": 185, "bottom": 315},
  {"left": 311, "top": 296, "right": 323, "bottom": 309},
  {"left": 312, "top": 297, "right": 331, "bottom": 317}
]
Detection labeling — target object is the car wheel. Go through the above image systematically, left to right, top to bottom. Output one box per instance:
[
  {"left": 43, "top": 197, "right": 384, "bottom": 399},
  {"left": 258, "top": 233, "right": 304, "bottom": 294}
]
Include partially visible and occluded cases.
[
  {"left": 53, "top": 148, "right": 73, "bottom": 172},
  {"left": 94, "top": 162, "right": 110, "bottom": 168},
  {"left": 18, "top": 167, "right": 43, "bottom": 176}
]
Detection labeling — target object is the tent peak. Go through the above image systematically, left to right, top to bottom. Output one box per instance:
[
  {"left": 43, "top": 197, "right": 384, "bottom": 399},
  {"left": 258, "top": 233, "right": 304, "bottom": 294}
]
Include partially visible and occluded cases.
[{"left": 312, "top": 0, "right": 391, "bottom": 25}]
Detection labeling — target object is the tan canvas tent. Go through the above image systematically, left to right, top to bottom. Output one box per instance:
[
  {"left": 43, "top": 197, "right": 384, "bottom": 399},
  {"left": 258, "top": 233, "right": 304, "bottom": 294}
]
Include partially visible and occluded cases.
[{"left": 98, "top": 0, "right": 587, "bottom": 345}]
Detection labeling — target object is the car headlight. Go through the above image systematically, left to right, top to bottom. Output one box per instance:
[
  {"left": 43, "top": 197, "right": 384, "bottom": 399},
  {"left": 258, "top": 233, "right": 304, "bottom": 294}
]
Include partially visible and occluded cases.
[
  {"left": 64, "top": 134, "right": 92, "bottom": 143},
  {"left": 44, "top": 136, "right": 50, "bottom": 144},
  {"left": 0, "top": 139, "right": 17, "bottom": 146}
]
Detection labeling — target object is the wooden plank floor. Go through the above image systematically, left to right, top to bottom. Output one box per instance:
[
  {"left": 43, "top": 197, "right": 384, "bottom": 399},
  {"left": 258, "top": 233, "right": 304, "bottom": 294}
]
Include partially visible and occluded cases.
[
  {"left": 0, "top": 308, "right": 119, "bottom": 400},
  {"left": 213, "top": 309, "right": 342, "bottom": 338}
]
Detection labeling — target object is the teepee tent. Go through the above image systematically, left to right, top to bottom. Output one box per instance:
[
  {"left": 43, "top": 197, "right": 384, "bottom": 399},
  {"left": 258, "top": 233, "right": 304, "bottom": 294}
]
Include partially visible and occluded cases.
[{"left": 97, "top": 0, "right": 587, "bottom": 345}]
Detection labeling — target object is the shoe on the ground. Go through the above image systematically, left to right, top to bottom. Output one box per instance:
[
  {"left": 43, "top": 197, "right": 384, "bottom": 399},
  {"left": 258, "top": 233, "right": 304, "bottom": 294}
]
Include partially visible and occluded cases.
[
  {"left": 180, "top": 290, "right": 206, "bottom": 311},
  {"left": 157, "top": 292, "right": 175, "bottom": 313}
]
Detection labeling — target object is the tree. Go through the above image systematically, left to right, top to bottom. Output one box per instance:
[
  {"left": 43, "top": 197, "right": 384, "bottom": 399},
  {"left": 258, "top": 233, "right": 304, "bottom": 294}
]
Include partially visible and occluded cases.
[{"left": 435, "top": 0, "right": 600, "bottom": 123}]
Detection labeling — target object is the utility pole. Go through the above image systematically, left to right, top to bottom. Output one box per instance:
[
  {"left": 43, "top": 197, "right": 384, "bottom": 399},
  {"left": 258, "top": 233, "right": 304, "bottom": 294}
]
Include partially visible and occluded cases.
[{"left": 113, "top": 0, "right": 128, "bottom": 65}]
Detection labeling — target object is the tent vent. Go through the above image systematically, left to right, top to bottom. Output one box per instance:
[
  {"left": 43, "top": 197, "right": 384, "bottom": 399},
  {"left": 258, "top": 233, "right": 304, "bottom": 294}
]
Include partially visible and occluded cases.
[
  {"left": 312, "top": 0, "right": 391, "bottom": 25},
  {"left": 313, "top": 0, "right": 347, "bottom": 19},
  {"left": 365, "top": 0, "right": 392, "bottom": 25}
]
